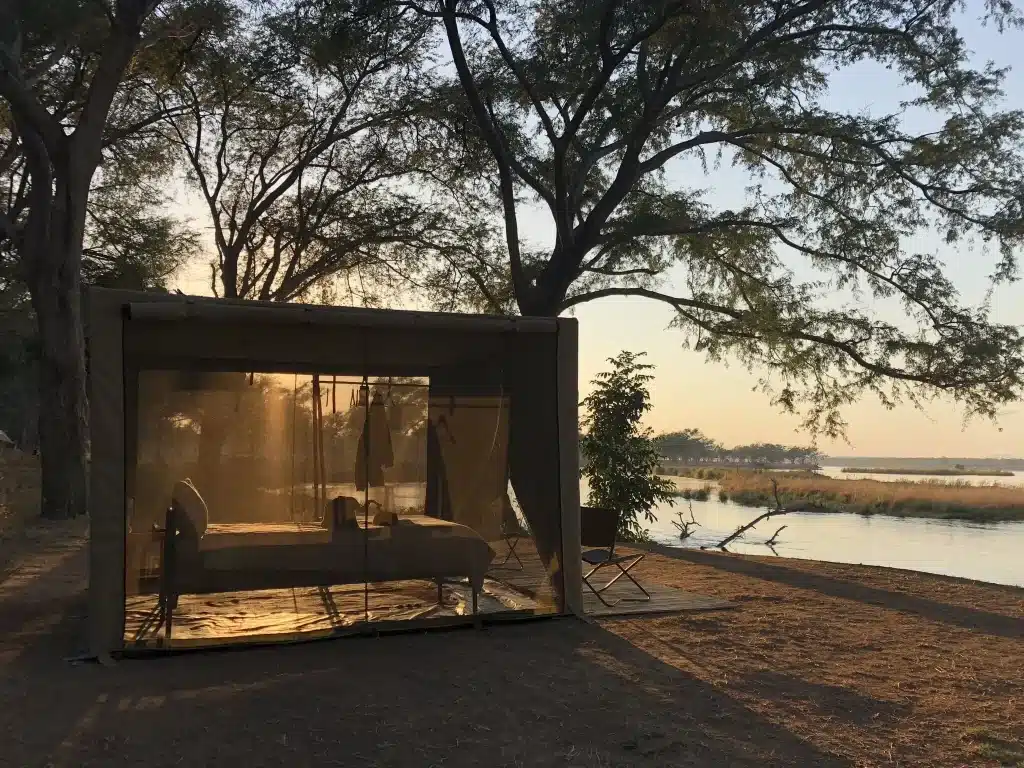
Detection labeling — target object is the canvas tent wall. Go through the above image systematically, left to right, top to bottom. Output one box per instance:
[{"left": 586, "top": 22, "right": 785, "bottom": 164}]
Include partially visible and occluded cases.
[{"left": 86, "top": 288, "right": 581, "bottom": 656}]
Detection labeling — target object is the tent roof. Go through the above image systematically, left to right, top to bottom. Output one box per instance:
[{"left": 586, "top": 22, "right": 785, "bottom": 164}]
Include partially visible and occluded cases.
[{"left": 87, "top": 288, "right": 558, "bottom": 334}]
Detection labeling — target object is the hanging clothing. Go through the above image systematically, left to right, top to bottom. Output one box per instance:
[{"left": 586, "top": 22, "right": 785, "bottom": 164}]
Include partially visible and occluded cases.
[
  {"left": 355, "top": 396, "right": 394, "bottom": 490},
  {"left": 425, "top": 420, "right": 452, "bottom": 520}
]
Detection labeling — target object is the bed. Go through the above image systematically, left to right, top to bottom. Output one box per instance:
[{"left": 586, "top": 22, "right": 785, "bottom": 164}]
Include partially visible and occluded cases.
[{"left": 152, "top": 480, "right": 496, "bottom": 640}]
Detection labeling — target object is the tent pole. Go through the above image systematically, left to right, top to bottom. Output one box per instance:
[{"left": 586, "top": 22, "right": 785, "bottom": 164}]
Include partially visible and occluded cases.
[
  {"left": 289, "top": 374, "right": 298, "bottom": 521},
  {"left": 361, "top": 375, "right": 370, "bottom": 625}
]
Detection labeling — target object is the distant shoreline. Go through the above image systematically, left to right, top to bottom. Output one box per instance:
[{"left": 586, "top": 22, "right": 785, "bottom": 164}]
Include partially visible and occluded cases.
[
  {"left": 824, "top": 456, "right": 1024, "bottom": 471},
  {"left": 839, "top": 467, "right": 1015, "bottom": 477},
  {"left": 663, "top": 468, "right": 1024, "bottom": 523}
]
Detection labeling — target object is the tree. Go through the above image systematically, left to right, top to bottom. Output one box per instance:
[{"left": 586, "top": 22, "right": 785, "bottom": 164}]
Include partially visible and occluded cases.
[
  {"left": 0, "top": 0, "right": 220, "bottom": 517},
  {"left": 157, "top": 0, "right": 464, "bottom": 304},
  {"left": 411, "top": 0, "right": 1024, "bottom": 437},
  {"left": 82, "top": 173, "right": 199, "bottom": 291},
  {"left": 0, "top": 175, "right": 196, "bottom": 453},
  {"left": 0, "top": 207, "right": 194, "bottom": 456},
  {"left": 581, "top": 351, "right": 675, "bottom": 541},
  {"left": 654, "top": 427, "right": 721, "bottom": 463},
  {"left": 785, "top": 445, "right": 821, "bottom": 466}
]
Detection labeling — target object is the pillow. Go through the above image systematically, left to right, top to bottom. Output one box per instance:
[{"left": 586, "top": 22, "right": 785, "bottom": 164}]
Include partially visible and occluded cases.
[
  {"left": 171, "top": 479, "right": 209, "bottom": 539},
  {"left": 326, "top": 495, "right": 360, "bottom": 532}
]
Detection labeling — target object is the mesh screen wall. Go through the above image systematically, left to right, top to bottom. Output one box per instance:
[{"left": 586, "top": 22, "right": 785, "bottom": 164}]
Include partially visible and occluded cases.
[{"left": 88, "top": 290, "right": 576, "bottom": 653}]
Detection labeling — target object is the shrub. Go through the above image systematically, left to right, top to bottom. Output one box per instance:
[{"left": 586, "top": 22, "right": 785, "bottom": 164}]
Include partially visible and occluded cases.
[{"left": 580, "top": 351, "right": 676, "bottom": 541}]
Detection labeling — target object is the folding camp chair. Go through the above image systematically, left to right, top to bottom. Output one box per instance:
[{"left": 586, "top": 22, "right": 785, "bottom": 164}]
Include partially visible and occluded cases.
[
  {"left": 580, "top": 506, "right": 650, "bottom": 607},
  {"left": 497, "top": 519, "right": 524, "bottom": 570}
]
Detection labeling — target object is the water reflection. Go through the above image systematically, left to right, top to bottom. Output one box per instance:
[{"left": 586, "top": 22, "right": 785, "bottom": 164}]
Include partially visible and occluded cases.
[{"left": 646, "top": 493, "right": 1024, "bottom": 588}]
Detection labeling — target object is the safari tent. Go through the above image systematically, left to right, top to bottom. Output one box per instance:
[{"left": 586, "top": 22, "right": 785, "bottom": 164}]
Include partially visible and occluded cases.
[{"left": 85, "top": 288, "right": 581, "bottom": 656}]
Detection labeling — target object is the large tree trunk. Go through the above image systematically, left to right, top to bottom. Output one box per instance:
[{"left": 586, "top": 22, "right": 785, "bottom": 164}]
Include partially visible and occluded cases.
[
  {"left": 1, "top": 0, "right": 157, "bottom": 520},
  {"left": 24, "top": 181, "right": 90, "bottom": 520},
  {"left": 517, "top": 265, "right": 570, "bottom": 319},
  {"left": 518, "top": 293, "right": 562, "bottom": 319}
]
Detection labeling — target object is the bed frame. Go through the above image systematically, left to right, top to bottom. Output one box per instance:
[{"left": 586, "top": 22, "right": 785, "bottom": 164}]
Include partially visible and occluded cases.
[{"left": 153, "top": 501, "right": 493, "bottom": 643}]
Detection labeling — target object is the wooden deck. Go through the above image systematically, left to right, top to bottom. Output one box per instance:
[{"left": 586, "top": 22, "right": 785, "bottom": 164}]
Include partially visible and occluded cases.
[
  {"left": 122, "top": 537, "right": 732, "bottom": 648},
  {"left": 487, "top": 537, "right": 734, "bottom": 618}
]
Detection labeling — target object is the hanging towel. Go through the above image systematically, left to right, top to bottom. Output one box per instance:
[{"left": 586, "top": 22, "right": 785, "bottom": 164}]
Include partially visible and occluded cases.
[
  {"left": 355, "top": 397, "right": 394, "bottom": 490},
  {"left": 425, "top": 420, "right": 452, "bottom": 520}
]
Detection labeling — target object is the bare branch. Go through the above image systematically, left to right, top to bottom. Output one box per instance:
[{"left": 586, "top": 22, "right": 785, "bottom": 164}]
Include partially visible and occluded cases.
[
  {"left": 438, "top": 2, "right": 528, "bottom": 301},
  {"left": 715, "top": 478, "right": 791, "bottom": 549},
  {"left": 765, "top": 524, "right": 787, "bottom": 546}
]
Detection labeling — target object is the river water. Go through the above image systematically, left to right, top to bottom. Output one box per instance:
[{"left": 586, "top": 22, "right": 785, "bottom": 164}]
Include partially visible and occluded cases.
[
  {"left": 817, "top": 466, "right": 1024, "bottom": 487},
  {"left": 639, "top": 477, "right": 1024, "bottom": 588}
]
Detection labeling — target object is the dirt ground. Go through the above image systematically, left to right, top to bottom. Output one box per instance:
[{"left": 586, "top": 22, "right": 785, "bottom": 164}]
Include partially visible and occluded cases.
[{"left": 0, "top": 517, "right": 1021, "bottom": 767}]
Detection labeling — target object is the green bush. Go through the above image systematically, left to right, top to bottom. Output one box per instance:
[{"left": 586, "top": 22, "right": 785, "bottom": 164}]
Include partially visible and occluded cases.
[{"left": 581, "top": 351, "right": 676, "bottom": 541}]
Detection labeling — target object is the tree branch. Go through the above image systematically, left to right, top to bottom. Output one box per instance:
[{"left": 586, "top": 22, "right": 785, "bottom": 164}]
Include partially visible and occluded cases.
[
  {"left": 438, "top": 0, "right": 528, "bottom": 302},
  {"left": 477, "top": 0, "right": 558, "bottom": 146},
  {"left": 73, "top": 1, "right": 157, "bottom": 158},
  {"left": 0, "top": 46, "right": 66, "bottom": 159},
  {"left": 559, "top": 286, "right": 1010, "bottom": 390},
  {"left": 715, "top": 479, "right": 791, "bottom": 549}
]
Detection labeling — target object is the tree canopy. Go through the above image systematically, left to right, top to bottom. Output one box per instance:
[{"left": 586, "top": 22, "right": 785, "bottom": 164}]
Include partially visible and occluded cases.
[
  {"left": 155, "top": 0, "right": 487, "bottom": 305},
  {"left": 409, "top": 0, "right": 1024, "bottom": 436},
  {"left": 654, "top": 429, "right": 822, "bottom": 466}
]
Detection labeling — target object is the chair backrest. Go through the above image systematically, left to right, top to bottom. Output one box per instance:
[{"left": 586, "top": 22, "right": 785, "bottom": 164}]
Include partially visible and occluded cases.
[
  {"left": 171, "top": 478, "right": 208, "bottom": 539},
  {"left": 581, "top": 506, "right": 619, "bottom": 553}
]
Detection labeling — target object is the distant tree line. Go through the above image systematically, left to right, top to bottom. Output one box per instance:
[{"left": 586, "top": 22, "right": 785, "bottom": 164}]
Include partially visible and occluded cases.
[{"left": 654, "top": 429, "right": 822, "bottom": 467}]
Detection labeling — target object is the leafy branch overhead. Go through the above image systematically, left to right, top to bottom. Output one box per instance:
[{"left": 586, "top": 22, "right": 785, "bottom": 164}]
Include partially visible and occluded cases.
[
  {"left": 152, "top": 0, "right": 495, "bottom": 306},
  {"left": 409, "top": 0, "right": 1024, "bottom": 436}
]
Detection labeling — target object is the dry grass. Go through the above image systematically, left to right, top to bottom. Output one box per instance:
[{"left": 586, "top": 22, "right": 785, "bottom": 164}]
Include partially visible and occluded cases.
[
  {"left": 718, "top": 469, "right": 1024, "bottom": 522},
  {"left": 0, "top": 517, "right": 1021, "bottom": 767},
  {"left": 614, "top": 545, "right": 1024, "bottom": 768}
]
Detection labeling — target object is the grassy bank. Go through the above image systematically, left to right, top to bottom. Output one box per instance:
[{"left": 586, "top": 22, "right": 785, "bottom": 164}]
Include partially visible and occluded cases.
[
  {"left": 661, "top": 466, "right": 729, "bottom": 481},
  {"left": 840, "top": 466, "right": 1015, "bottom": 477},
  {"left": 715, "top": 470, "right": 1024, "bottom": 522},
  {"left": 673, "top": 485, "right": 713, "bottom": 501}
]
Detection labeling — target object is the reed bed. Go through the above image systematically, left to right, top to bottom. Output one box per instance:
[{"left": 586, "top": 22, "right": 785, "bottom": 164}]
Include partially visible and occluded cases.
[
  {"left": 840, "top": 466, "right": 1014, "bottom": 477},
  {"left": 713, "top": 469, "right": 1024, "bottom": 522}
]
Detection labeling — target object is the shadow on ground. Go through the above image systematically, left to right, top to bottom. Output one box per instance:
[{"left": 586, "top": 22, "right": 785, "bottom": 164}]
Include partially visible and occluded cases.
[
  {"left": 0, "top": 535, "right": 850, "bottom": 767},
  {"left": 642, "top": 543, "right": 1024, "bottom": 640},
  {"left": 729, "top": 669, "right": 909, "bottom": 728}
]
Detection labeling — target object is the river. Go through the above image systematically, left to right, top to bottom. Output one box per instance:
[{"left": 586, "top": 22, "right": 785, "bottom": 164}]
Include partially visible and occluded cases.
[
  {"left": 817, "top": 465, "right": 1024, "bottom": 487},
  {"left": 642, "top": 477, "right": 1024, "bottom": 588}
]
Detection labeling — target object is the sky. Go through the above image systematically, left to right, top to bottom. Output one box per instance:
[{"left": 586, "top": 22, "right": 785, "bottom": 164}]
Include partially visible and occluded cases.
[{"left": 172, "top": 8, "right": 1024, "bottom": 459}]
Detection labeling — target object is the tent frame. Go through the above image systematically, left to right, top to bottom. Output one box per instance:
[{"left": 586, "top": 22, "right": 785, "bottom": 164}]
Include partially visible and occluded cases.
[{"left": 85, "top": 288, "right": 581, "bottom": 658}]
